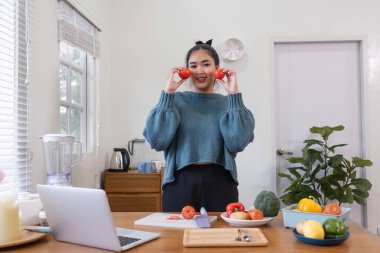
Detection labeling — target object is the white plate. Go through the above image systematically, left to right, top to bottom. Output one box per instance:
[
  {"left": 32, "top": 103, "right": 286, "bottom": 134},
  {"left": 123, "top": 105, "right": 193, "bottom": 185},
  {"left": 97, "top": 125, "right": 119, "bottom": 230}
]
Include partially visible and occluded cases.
[
  {"left": 222, "top": 38, "right": 245, "bottom": 61},
  {"left": 220, "top": 212, "right": 275, "bottom": 227}
]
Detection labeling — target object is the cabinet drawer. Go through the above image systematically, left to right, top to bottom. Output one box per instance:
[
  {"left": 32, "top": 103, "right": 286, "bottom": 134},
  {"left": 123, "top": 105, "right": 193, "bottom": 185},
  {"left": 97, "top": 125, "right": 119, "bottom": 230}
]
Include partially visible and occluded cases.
[
  {"left": 104, "top": 172, "right": 161, "bottom": 193},
  {"left": 107, "top": 193, "right": 161, "bottom": 212}
]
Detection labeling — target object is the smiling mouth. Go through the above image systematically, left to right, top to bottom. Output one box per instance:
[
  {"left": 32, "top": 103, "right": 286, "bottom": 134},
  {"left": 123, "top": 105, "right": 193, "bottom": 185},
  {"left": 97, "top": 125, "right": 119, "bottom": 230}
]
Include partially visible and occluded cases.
[{"left": 195, "top": 76, "right": 207, "bottom": 83}]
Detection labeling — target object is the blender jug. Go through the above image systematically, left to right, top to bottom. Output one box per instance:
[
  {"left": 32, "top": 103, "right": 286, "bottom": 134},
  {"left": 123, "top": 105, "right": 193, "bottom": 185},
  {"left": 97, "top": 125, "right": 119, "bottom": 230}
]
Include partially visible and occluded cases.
[{"left": 41, "top": 134, "right": 82, "bottom": 186}]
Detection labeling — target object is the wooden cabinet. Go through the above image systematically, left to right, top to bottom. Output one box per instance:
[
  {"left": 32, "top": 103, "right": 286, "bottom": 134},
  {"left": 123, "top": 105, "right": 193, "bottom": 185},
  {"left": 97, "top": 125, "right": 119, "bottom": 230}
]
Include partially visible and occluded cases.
[{"left": 104, "top": 170, "right": 162, "bottom": 212}]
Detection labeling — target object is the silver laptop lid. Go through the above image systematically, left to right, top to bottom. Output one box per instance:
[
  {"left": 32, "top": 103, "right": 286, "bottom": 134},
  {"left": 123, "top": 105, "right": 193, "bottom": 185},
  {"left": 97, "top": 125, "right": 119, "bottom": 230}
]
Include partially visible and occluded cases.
[{"left": 37, "top": 184, "right": 121, "bottom": 251}]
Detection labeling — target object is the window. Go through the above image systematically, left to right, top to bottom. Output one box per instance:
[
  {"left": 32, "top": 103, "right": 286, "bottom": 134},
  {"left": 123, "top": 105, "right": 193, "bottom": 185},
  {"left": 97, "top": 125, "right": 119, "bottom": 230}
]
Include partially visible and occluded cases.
[
  {"left": 0, "top": 0, "right": 31, "bottom": 192},
  {"left": 58, "top": 0, "right": 100, "bottom": 153},
  {"left": 59, "top": 42, "right": 87, "bottom": 144}
]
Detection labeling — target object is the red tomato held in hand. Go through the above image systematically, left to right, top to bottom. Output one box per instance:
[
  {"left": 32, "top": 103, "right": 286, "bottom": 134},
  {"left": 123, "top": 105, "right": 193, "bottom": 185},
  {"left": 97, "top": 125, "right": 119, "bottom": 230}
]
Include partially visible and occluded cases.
[
  {"left": 178, "top": 68, "right": 191, "bottom": 79},
  {"left": 214, "top": 69, "right": 225, "bottom": 80},
  {"left": 323, "top": 203, "right": 342, "bottom": 215},
  {"left": 181, "top": 205, "right": 196, "bottom": 219},
  {"left": 247, "top": 209, "right": 264, "bottom": 220}
]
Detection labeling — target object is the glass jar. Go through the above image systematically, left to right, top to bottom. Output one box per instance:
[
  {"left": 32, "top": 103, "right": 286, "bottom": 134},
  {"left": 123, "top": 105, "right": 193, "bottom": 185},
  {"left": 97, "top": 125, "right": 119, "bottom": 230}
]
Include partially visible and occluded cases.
[{"left": 0, "top": 193, "right": 21, "bottom": 243}]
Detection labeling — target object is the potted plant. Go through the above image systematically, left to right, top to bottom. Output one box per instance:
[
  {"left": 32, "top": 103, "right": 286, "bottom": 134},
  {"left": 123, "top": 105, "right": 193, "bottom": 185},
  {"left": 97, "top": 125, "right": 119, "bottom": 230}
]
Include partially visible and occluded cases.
[{"left": 278, "top": 125, "right": 373, "bottom": 206}]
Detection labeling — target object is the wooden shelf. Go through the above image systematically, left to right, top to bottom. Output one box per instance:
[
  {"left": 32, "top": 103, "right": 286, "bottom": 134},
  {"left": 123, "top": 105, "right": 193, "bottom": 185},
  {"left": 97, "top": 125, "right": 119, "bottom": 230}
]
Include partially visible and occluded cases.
[{"left": 104, "top": 169, "right": 162, "bottom": 212}]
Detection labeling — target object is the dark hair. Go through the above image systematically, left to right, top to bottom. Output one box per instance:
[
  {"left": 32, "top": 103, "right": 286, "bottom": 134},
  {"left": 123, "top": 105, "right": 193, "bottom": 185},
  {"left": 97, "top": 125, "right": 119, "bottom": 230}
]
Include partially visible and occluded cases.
[{"left": 185, "top": 41, "right": 220, "bottom": 68}]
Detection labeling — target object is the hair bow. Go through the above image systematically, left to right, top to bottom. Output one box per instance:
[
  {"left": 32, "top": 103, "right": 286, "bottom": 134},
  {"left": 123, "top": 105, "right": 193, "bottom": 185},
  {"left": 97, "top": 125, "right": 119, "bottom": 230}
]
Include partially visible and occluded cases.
[{"left": 195, "top": 39, "right": 213, "bottom": 46}]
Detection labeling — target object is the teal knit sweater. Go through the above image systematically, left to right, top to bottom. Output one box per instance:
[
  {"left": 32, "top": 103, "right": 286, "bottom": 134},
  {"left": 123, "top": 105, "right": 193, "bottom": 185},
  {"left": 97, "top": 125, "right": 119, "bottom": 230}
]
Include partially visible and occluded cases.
[{"left": 143, "top": 91, "right": 255, "bottom": 187}]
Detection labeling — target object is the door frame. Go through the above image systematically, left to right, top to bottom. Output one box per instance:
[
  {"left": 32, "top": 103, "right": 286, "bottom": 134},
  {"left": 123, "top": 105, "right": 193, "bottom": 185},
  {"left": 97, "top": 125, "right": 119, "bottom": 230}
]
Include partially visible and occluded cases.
[{"left": 269, "top": 36, "right": 370, "bottom": 227}]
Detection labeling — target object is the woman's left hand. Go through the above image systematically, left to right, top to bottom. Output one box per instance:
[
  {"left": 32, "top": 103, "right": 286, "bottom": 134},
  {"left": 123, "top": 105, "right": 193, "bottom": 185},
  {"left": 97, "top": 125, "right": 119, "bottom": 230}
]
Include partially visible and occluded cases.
[{"left": 217, "top": 68, "right": 239, "bottom": 94}]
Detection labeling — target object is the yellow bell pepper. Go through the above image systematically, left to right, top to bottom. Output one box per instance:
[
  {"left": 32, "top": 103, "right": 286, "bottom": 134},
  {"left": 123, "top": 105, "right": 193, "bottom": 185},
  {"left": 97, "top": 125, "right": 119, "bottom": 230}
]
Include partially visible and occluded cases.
[{"left": 297, "top": 196, "right": 322, "bottom": 213}]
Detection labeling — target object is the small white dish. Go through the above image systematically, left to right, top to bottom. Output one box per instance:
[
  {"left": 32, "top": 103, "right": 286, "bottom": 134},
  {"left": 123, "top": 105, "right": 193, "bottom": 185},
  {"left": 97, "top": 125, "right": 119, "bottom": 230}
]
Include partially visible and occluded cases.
[
  {"left": 222, "top": 38, "right": 245, "bottom": 61},
  {"left": 220, "top": 212, "right": 275, "bottom": 227}
]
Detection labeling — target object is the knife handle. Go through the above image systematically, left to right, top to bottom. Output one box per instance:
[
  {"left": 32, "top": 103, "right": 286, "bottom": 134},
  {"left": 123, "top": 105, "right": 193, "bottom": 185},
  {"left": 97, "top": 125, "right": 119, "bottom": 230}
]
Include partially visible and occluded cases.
[{"left": 200, "top": 207, "right": 207, "bottom": 216}]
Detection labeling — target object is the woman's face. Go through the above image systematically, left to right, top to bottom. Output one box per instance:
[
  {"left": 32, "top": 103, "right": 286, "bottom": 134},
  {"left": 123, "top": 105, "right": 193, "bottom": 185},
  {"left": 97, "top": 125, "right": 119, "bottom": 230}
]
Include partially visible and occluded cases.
[{"left": 188, "top": 49, "right": 217, "bottom": 93}]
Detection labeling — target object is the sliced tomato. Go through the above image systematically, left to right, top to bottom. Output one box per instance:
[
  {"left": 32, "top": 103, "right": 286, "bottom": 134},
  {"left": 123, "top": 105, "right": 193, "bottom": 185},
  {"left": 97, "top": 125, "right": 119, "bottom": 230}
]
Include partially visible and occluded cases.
[
  {"left": 323, "top": 203, "right": 342, "bottom": 215},
  {"left": 181, "top": 205, "right": 196, "bottom": 220},
  {"left": 167, "top": 215, "right": 181, "bottom": 220}
]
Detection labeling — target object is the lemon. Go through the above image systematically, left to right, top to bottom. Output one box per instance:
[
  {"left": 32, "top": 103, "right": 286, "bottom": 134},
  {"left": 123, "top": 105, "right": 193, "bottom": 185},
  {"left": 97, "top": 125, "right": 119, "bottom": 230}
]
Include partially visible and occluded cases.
[{"left": 303, "top": 220, "right": 325, "bottom": 239}]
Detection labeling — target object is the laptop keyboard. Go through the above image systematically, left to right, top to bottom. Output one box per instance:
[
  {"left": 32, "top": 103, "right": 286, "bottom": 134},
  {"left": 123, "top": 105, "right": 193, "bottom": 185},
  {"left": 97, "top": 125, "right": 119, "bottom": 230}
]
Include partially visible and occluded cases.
[{"left": 118, "top": 236, "right": 141, "bottom": 247}]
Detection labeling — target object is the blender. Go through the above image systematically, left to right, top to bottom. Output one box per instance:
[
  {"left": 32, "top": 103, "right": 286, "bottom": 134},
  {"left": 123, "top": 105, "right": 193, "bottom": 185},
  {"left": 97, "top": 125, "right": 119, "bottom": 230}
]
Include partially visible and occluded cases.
[{"left": 41, "top": 134, "right": 82, "bottom": 186}]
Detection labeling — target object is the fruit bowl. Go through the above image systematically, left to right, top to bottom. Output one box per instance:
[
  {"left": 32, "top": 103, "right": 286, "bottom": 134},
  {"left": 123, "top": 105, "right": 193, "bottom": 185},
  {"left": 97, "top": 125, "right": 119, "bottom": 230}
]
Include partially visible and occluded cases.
[
  {"left": 220, "top": 212, "right": 275, "bottom": 227},
  {"left": 292, "top": 228, "right": 350, "bottom": 246}
]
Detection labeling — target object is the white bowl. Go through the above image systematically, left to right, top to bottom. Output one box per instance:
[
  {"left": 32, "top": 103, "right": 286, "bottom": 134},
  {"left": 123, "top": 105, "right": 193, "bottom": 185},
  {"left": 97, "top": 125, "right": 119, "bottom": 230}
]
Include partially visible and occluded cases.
[{"left": 220, "top": 212, "right": 275, "bottom": 227}]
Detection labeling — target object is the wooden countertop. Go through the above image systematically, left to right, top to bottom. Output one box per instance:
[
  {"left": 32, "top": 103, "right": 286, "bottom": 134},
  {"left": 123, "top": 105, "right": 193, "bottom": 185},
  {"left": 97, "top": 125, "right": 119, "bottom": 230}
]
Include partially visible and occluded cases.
[{"left": 3, "top": 212, "right": 380, "bottom": 252}]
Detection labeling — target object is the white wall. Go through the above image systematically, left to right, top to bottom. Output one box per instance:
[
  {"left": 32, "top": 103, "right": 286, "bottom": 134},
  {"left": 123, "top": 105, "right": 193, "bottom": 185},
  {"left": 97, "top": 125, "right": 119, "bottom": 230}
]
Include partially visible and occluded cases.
[{"left": 30, "top": 0, "right": 380, "bottom": 234}]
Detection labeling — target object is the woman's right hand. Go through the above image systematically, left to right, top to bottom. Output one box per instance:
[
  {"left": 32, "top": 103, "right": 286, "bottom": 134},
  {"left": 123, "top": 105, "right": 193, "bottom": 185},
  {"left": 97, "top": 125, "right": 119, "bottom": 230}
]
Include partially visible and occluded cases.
[{"left": 164, "top": 67, "right": 187, "bottom": 94}]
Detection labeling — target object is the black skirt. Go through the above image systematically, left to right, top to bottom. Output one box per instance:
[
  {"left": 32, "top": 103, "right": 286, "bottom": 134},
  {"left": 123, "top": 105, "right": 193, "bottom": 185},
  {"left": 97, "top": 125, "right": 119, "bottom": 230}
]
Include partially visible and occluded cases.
[{"left": 162, "top": 163, "right": 238, "bottom": 212}]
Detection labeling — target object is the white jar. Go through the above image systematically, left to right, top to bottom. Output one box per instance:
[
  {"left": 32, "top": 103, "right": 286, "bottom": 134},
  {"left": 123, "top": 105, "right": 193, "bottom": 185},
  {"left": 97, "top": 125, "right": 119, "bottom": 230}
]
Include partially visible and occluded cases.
[
  {"left": 18, "top": 192, "right": 43, "bottom": 225},
  {"left": 0, "top": 193, "right": 21, "bottom": 243}
]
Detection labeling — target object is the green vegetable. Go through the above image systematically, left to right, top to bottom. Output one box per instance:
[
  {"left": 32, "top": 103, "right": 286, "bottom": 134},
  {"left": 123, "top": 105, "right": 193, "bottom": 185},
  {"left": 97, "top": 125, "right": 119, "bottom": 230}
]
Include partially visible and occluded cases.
[
  {"left": 253, "top": 190, "right": 280, "bottom": 217},
  {"left": 322, "top": 218, "right": 347, "bottom": 239}
]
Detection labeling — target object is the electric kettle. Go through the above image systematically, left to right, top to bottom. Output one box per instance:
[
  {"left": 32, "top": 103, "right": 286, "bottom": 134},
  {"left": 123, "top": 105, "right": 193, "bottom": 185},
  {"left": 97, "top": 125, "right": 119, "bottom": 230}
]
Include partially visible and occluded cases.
[{"left": 109, "top": 148, "right": 130, "bottom": 172}]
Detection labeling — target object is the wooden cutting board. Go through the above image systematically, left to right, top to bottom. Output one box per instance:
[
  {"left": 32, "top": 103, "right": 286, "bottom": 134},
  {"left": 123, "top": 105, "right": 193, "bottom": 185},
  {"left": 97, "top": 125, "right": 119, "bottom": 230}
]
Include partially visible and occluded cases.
[
  {"left": 134, "top": 213, "right": 217, "bottom": 228},
  {"left": 183, "top": 228, "right": 268, "bottom": 247}
]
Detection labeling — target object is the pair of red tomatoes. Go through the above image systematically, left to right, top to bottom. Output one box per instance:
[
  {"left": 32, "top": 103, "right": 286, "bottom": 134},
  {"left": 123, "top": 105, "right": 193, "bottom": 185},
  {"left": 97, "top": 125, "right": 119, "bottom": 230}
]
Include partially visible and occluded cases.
[{"left": 178, "top": 68, "right": 225, "bottom": 80}]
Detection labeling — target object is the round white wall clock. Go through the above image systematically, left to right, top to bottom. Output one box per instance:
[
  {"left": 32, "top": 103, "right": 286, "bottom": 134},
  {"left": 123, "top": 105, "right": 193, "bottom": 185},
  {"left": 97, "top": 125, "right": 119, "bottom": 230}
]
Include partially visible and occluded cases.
[{"left": 222, "top": 38, "right": 245, "bottom": 61}]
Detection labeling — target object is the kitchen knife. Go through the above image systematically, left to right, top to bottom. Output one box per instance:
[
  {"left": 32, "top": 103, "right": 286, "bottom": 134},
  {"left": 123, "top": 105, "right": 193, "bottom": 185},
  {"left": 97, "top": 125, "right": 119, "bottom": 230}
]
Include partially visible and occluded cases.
[{"left": 195, "top": 207, "right": 211, "bottom": 228}]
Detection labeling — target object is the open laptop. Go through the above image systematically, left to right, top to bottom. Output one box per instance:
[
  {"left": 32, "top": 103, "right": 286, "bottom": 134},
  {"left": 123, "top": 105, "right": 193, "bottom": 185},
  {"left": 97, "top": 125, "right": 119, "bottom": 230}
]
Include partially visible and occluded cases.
[{"left": 37, "top": 184, "right": 160, "bottom": 251}]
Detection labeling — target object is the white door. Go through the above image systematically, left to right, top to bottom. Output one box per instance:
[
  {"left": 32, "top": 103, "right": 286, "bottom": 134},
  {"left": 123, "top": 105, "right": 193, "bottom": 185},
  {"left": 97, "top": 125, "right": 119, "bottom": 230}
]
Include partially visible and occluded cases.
[{"left": 274, "top": 41, "right": 364, "bottom": 225}]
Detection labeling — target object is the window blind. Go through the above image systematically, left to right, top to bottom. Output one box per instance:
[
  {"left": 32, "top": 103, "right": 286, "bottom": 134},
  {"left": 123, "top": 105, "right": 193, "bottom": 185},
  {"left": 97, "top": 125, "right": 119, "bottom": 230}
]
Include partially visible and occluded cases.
[
  {"left": 0, "top": 0, "right": 31, "bottom": 192},
  {"left": 58, "top": 0, "right": 100, "bottom": 57}
]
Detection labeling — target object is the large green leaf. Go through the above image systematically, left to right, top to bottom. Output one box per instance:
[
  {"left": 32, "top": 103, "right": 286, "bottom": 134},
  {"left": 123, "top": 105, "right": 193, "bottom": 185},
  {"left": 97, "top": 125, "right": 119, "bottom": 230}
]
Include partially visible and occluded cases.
[
  {"left": 310, "top": 125, "right": 344, "bottom": 141},
  {"left": 303, "top": 139, "right": 324, "bottom": 152},
  {"left": 304, "top": 139, "right": 324, "bottom": 146},
  {"left": 327, "top": 144, "right": 348, "bottom": 153},
  {"left": 305, "top": 149, "right": 323, "bottom": 164},
  {"left": 329, "top": 154, "right": 344, "bottom": 168},
  {"left": 287, "top": 157, "right": 305, "bottom": 165},
  {"left": 352, "top": 157, "right": 373, "bottom": 167},
  {"left": 288, "top": 168, "right": 302, "bottom": 179},
  {"left": 350, "top": 171, "right": 357, "bottom": 179},
  {"left": 278, "top": 172, "right": 293, "bottom": 181},
  {"left": 327, "top": 173, "right": 346, "bottom": 183},
  {"left": 351, "top": 178, "right": 372, "bottom": 191},
  {"left": 303, "top": 179, "right": 312, "bottom": 184},
  {"left": 284, "top": 181, "right": 301, "bottom": 192},
  {"left": 340, "top": 188, "right": 354, "bottom": 204},
  {"left": 352, "top": 189, "right": 369, "bottom": 198},
  {"left": 353, "top": 195, "right": 366, "bottom": 206}
]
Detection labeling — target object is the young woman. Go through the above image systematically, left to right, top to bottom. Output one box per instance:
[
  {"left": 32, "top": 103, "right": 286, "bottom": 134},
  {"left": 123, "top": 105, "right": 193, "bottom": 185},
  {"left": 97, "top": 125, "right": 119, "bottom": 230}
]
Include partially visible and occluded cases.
[{"left": 143, "top": 40, "right": 255, "bottom": 212}]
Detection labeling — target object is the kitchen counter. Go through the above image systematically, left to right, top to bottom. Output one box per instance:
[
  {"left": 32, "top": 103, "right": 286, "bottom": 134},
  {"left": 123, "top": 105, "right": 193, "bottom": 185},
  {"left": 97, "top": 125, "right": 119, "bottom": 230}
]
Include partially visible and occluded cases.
[{"left": 3, "top": 212, "right": 380, "bottom": 252}]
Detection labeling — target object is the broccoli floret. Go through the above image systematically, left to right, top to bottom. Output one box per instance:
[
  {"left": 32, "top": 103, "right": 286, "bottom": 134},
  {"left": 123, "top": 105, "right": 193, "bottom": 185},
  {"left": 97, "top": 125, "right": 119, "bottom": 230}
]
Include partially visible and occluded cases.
[{"left": 253, "top": 190, "right": 281, "bottom": 217}]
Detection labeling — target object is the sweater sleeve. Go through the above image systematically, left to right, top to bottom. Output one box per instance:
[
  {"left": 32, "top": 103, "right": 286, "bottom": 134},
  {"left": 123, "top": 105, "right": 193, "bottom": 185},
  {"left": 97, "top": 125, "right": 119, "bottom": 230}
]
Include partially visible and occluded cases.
[
  {"left": 143, "top": 91, "right": 180, "bottom": 151},
  {"left": 219, "top": 93, "right": 255, "bottom": 154}
]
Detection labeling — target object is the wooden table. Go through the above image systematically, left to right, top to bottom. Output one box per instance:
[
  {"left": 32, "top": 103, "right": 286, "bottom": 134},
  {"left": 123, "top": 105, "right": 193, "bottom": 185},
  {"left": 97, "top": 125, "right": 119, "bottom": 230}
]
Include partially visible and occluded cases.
[{"left": 2, "top": 212, "right": 380, "bottom": 252}]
